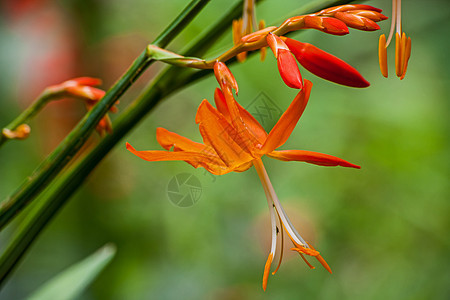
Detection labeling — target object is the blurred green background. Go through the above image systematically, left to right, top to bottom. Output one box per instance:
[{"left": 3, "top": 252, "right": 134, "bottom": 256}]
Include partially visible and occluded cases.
[{"left": 0, "top": 0, "right": 449, "bottom": 299}]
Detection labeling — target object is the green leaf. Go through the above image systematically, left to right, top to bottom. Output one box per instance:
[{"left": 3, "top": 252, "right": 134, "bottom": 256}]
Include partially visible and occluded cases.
[{"left": 26, "top": 244, "right": 116, "bottom": 300}]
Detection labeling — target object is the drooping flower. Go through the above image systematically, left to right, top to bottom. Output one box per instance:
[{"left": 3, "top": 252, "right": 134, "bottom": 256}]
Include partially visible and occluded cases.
[
  {"left": 378, "top": 0, "right": 411, "bottom": 79},
  {"left": 126, "top": 62, "right": 360, "bottom": 290}
]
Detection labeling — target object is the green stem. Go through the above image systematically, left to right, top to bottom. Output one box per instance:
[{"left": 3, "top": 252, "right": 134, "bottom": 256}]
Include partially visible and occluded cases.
[
  {"left": 0, "top": 0, "right": 210, "bottom": 230},
  {"left": 0, "top": 0, "right": 357, "bottom": 286},
  {"left": 0, "top": 90, "right": 53, "bottom": 147}
]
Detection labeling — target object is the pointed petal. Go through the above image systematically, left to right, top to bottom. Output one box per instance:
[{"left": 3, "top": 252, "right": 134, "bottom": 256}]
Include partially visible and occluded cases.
[
  {"left": 335, "top": 12, "right": 380, "bottom": 31},
  {"left": 284, "top": 38, "right": 369, "bottom": 88},
  {"left": 260, "top": 80, "right": 312, "bottom": 154},
  {"left": 214, "top": 88, "right": 268, "bottom": 144},
  {"left": 195, "top": 100, "right": 254, "bottom": 167},
  {"left": 156, "top": 127, "right": 208, "bottom": 152},
  {"left": 126, "top": 142, "right": 231, "bottom": 175},
  {"left": 267, "top": 150, "right": 361, "bottom": 169}
]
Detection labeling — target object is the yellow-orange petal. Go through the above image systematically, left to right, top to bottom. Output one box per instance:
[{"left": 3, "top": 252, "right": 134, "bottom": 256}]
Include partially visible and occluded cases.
[
  {"left": 378, "top": 34, "right": 388, "bottom": 78},
  {"left": 260, "top": 80, "right": 312, "bottom": 154},
  {"left": 214, "top": 88, "right": 267, "bottom": 143},
  {"left": 195, "top": 100, "right": 254, "bottom": 167},
  {"left": 156, "top": 127, "right": 208, "bottom": 152},
  {"left": 126, "top": 142, "right": 229, "bottom": 175},
  {"left": 267, "top": 150, "right": 361, "bottom": 169},
  {"left": 262, "top": 253, "right": 273, "bottom": 291}
]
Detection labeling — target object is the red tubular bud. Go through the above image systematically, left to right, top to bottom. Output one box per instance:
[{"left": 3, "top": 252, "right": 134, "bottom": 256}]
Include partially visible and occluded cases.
[
  {"left": 267, "top": 33, "right": 303, "bottom": 89},
  {"left": 284, "top": 38, "right": 370, "bottom": 88}
]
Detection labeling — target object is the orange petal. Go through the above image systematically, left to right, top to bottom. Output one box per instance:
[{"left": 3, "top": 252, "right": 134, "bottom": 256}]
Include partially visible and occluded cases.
[
  {"left": 378, "top": 34, "right": 388, "bottom": 78},
  {"left": 214, "top": 61, "right": 238, "bottom": 94},
  {"left": 68, "top": 77, "right": 102, "bottom": 87},
  {"left": 260, "top": 80, "right": 312, "bottom": 154},
  {"left": 66, "top": 86, "right": 105, "bottom": 101},
  {"left": 214, "top": 88, "right": 267, "bottom": 143},
  {"left": 195, "top": 100, "right": 254, "bottom": 167},
  {"left": 156, "top": 127, "right": 208, "bottom": 152},
  {"left": 126, "top": 142, "right": 230, "bottom": 175},
  {"left": 267, "top": 150, "right": 361, "bottom": 169}
]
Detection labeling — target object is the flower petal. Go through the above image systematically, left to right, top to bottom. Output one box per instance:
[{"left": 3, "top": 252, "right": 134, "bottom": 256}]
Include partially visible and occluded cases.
[
  {"left": 284, "top": 38, "right": 369, "bottom": 88},
  {"left": 260, "top": 80, "right": 312, "bottom": 154},
  {"left": 214, "top": 88, "right": 268, "bottom": 143},
  {"left": 195, "top": 100, "right": 254, "bottom": 167},
  {"left": 156, "top": 127, "right": 206, "bottom": 152},
  {"left": 126, "top": 142, "right": 231, "bottom": 175},
  {"left": 267, "top": 150, "right": 361, "bottom": 169}
]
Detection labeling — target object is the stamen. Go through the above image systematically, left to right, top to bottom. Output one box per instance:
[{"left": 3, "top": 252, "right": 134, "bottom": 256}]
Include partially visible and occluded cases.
[
  {"left": 385, "top": 0, "right": 397, "bottom": 47},
  {"left": 396, "top": 0, "right": 402, "bottom": 35},
  {"left": 395, "top": 32, "right": 402, "bottom": 77},
  {"left": 378, "top": 34, "right": 388, "bottom": 77},
  {"left": 400, "top": 37, "right": 411, "bottom": 80},
  {"left": 253, "top": 158, "right": 308, "bottom": 249},
  {"left": 272, "top": 207, "right": 284, "bottom": 275},
  {"left": 307, "top": 243, "right": 332, "bottom": 274},
  {"left": 298, "top": 252, "right": 315, "bottom": 269},
  {"left": 262, "top": 253, "right": 273, "bottom": 291}
]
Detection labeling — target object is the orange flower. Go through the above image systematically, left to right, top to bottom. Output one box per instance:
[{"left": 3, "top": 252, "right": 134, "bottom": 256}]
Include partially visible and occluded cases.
[
  {"left": 378, "top": 0, "right": 411, "bottom": 79},
  {"left": 126, "top": 62, "right": 360, "bottom": 290}
]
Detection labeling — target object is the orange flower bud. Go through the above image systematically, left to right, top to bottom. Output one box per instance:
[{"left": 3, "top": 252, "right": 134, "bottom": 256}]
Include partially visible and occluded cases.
[
  {"left": 334, "top": 12, "right": 380, "bottom": 31},
  {"left": 303, "top": 16, "right": 349, "bottom": 35}
]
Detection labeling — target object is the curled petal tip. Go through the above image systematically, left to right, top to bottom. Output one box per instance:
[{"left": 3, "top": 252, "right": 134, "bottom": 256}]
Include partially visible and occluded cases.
[{"left": 214, "top": 61, "right": 238, "bottom": 94}]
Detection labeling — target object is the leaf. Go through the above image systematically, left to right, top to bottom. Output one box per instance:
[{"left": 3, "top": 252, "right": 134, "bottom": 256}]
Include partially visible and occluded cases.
[{"left": 26, "top": 244, "right": 116, "bottom": 300}]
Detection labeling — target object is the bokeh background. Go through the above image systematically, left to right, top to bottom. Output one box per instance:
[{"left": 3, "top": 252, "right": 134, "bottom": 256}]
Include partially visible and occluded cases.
[{"left": 0, "top": 0, "right": 449, "bottom": 299}]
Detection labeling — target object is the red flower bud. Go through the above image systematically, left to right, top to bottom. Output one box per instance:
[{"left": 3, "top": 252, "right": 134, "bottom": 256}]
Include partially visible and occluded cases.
[
  {"left": 266, "top": 33, "right": 303, "bottom": 89},
  {"left": 284, "top": 38, "right": 370, "bottom": 88}
]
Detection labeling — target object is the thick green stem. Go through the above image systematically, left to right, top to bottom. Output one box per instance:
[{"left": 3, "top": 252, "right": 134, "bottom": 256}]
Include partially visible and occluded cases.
[{"left": 0, "top": 0, "right": 210, "bottom": 230}]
